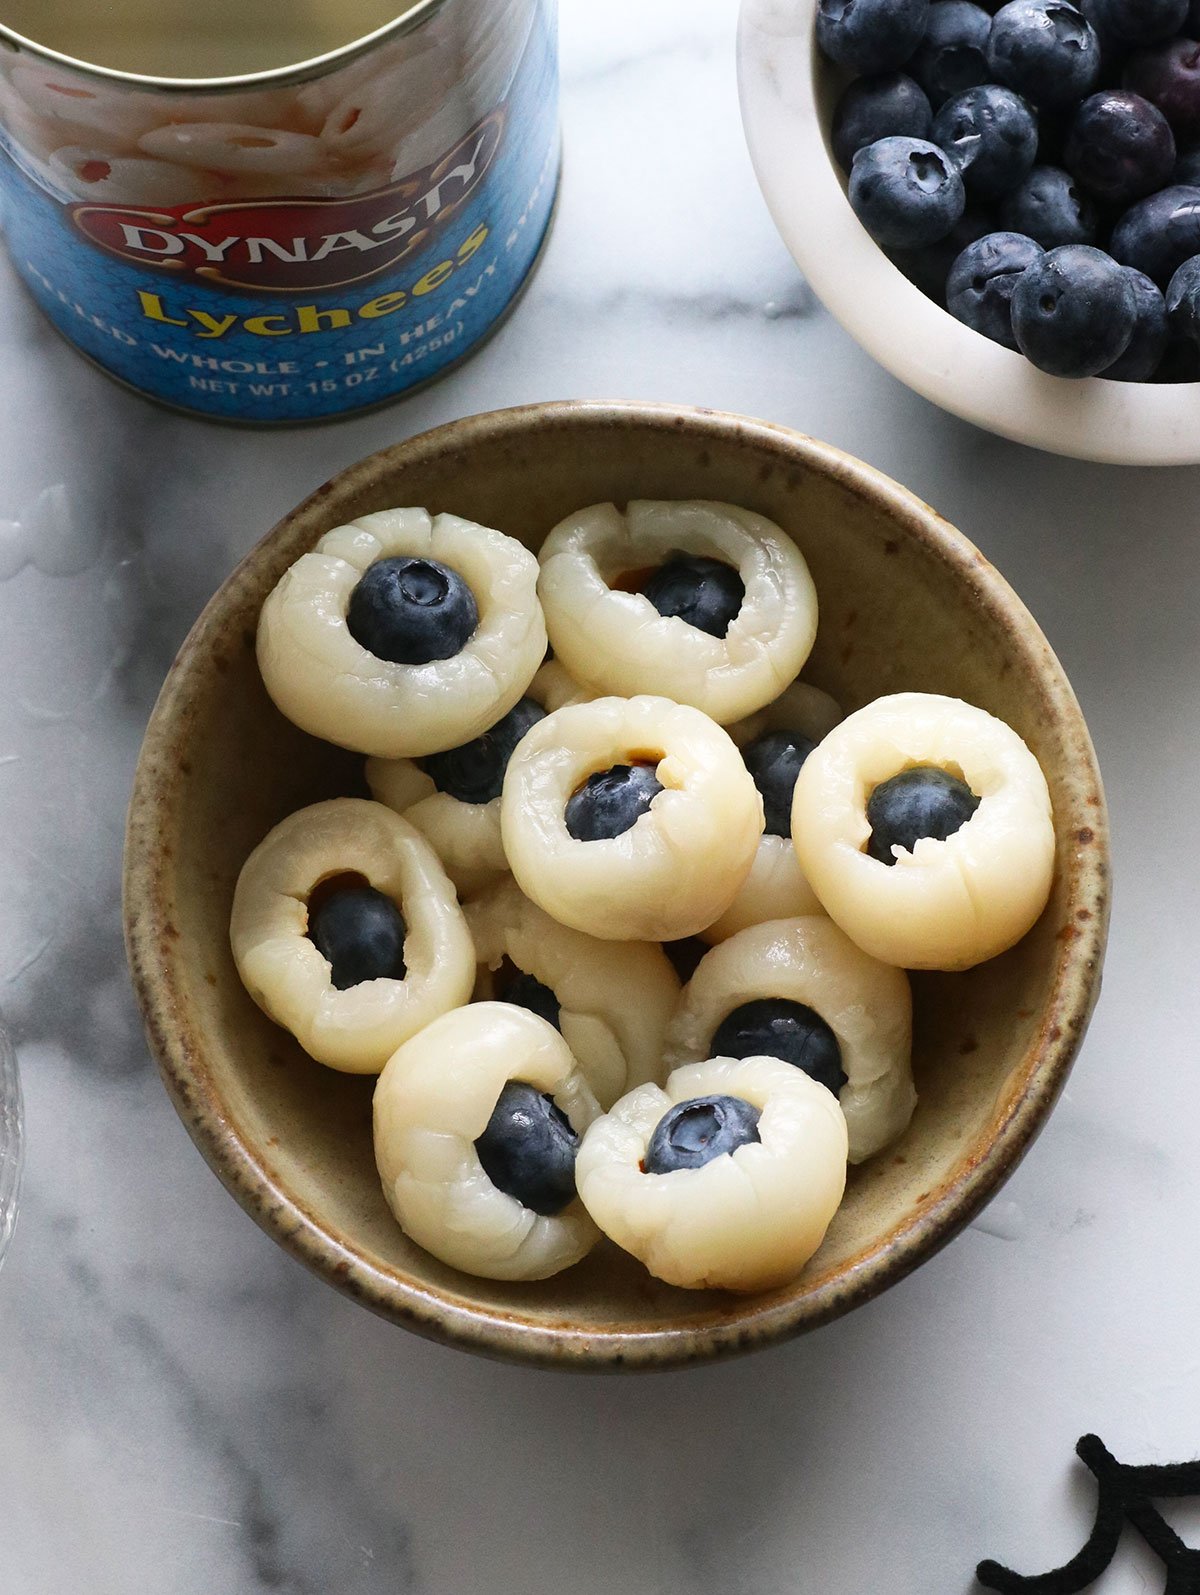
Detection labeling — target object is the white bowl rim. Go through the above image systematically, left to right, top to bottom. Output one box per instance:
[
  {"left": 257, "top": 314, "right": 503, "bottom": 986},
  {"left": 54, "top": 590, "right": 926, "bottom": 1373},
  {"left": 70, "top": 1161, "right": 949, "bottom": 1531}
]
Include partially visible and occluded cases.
[{"left": 737, "top": 0, "right": 1200, "bottom": 466}]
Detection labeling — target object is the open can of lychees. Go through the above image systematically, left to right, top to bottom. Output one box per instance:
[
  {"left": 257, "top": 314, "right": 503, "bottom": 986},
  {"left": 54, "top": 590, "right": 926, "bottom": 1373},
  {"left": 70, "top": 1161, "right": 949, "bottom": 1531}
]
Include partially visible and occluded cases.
[{"left": 0, "top": 0, "right": 559, "bottom": 422}]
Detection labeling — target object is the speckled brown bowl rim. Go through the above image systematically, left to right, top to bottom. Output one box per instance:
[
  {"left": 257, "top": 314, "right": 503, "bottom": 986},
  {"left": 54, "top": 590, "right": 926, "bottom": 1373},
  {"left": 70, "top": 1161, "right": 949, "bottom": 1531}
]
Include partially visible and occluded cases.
[{"left": 123, "top": 401, "right": 1110, "bottom": 1372}]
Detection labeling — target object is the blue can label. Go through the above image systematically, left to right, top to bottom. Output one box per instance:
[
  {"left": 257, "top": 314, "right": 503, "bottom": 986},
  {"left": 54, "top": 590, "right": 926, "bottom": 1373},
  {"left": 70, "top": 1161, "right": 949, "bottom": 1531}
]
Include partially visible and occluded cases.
[{"left": 0, "top": 8, "right": 558, "bottom": 421}]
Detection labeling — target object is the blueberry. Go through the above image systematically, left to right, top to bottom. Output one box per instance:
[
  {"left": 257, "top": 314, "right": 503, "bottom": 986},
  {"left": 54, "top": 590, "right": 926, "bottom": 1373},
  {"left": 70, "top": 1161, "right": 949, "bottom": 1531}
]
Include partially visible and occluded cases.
[
  {"left": 816, "top": 0, "right": 932, "bottom": 73},
  {"left": 987, "top": 0, "right": 1102, "bottom": 107},
  {"left": 1086, "top": 0, "right": 1188, "bottom": 41},
  {"left": 910, "top": 2, "right": 994, "bottom": 105},
  {"left": 1124, "top": 39, "right": 1200, "bottom": 140},
  {"left": 832, "top": 73, "right": 934, "bottom": 170},
  {"left": 932, "top": 85, "right": 1039, "bottom": 196},
  {"left": 1064, "top": 90, "right": 1175, "bottom": 204},
  {"left": 850, "top": 136, "right": 967, "bottom": 248},
  {"left": 1174, "top": 145, "right": 1200, "bottom": 182},
  {"left": 999, "top": 165, "right": 1098, "bottom": 244},
  {"left": 1109, "top": 184, "right": 1200, "bottom": 284},
  {"left": 890, "top": 203, "right": 999, "bottom": 301},
  {"left": 947, "top": 230, "right": 1045, "bottom": 345},
  {"left": 1012, "top": 244, "right": 1137, "bottom": 374},
  {"left": 1166, "top": 254, "right": 1200, "bottom": 351},
  {"left": 1100, "top": 267, "right": 1169, "bottom": 376},
  {"left": 1154, "top": 337, "right": 1200, "bottom": 378},
  {"left": 642, "top": 554, "right": 745, "bottom": 638},
  {"left": 347, "top": 556, "right": 477, "bottom": 666},
  {"left": 420, "top": 696, "right": 546, "bottom": 804},
  {"left": 742, "top": 730, "right": 817, "bottom": 837},
  {"left": 564, "top": 763, "right": 663, "bottom": 841},
  {"left": 867, "top": 765, "right": 981, "bottom": 862},
  {"left": 308, "top": 885, "right": 406, "bottom": 990},
  {"left": 664, "top": 937, "right": 709, "bottom": 983},
  {"left": 493, "top": 957, "right": 561, "bottom": 1030},
  {"left": 712, "top": 998, "right": 847, "bottom": 1095},
  {"left": 474, "top": 1081, "right": 579, "bottom": 1216},
  {"left": 643, "top": 1095, "right": 762, "bottom": 1175}
]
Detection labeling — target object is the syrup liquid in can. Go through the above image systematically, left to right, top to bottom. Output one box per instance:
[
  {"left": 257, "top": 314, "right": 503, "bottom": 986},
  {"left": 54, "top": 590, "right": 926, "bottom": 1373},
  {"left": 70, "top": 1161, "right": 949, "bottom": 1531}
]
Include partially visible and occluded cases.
[{"left": 0, "top": 0, "right": 560, "bottom": 422}]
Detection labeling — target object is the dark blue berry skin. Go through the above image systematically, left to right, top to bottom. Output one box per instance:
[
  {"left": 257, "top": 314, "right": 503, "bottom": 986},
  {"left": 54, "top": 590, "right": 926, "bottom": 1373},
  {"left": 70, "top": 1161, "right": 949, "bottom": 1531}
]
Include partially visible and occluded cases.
[
  {"left": 816, "top": 0, "right": 932, "bottom": 74},
  {"left": 987, "top": 0, "right": 1102, "bottom": 107},
  {"left": 1087, "top": 0, "right": 1187, "bottom": 41},
  {"left": 910, "top": 2, "right": 995, "bottom": 106},
  {"left": 1124, "top": 39, "right": 1200, "bottom": 141},
  {"left": 832, "top": 73, "right": 934, "bottom": 171},
  {"left": 932, "top": 84, "right": 1039, "bottom": 195},
  {"left": 1064, "top": 90, "right": 1175, "bottom": 204},
  {"left": 850, "top": 136, "right": 967, "bottom": 248},
  {"left": 1174, "top": 146, "right": 1200, "bottom": 183},
  {"left": 999, "top": 165, "right": 1098, "bottom": 244},
  {"left": 1109, "top": 184, "right": 1200, "bottom": 284},
  {"left": 890, "top": 204, "right": 998, "bottom": 300},
  {"left": 947, "top": 230, "right": 1045, "bottom": 345},
  {"left": 1012, "top": 243, "right": 1138, "bottom": 373},
  {"left": 1165, "top": 253, "right": 1200, "bottom": 349},
  {"left": 1100, "top": 267, "right": 1169, "bottom": 376},
  {"left": 1154, "top": 337, "right": 1200, "bottom": 378},
  {"left": 642, "top": 555, "right": 745, "bottom": 638},
  {"left": 347, "top": 557, "right": 478, "bottom": 666},
  {"left": 420, "top": 697, "right": 546, "bottom": 804},
  {"left": 742, "top": 730, "right": 817, "bottom": 837},
  {"left": 565, "top": 763, "right": 663, "bottom": 842},
  {"left": 867, "top": 766, "right": 982, "bottom": 862},
  {"left": 309, "top": 886, "right": 406, "bottom": 990},
  {"left": 494, "top": 963, "right": 562, "bottom": 1030},
  {"left": 712, "top": 999, "right": 848, "bottom": 1095},
  {"left": 474, "top": 1082, "right": 579, "bottom": 1216},
  {"left": 643, "top": 1095, "right": 763, "bottom": 1175}
]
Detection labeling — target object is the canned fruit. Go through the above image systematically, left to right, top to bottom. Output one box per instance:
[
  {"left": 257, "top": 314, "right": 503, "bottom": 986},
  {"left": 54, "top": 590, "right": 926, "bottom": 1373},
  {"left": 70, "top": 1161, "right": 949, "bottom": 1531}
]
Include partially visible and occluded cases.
[
  {"left": 0, "top": 0, "right": 558, "bottom": 419},
  {"left": 228, "top": 499, "right": 1057, "bottom": 1290},
  {"left": 537, "top": 500, "right": 819, "bottom": 725},
  {"left": 256, "top": 507, "right": 546, "bottom": 759},
  {"left": 364, "top": 666, "right": 579, "bottom": 898},
  {"left": 792, "top": 692, "right": 1056, "bottom": 970},
  {"left": 500, "top": 695, "right": 764, "bottom": 943},
  {"left": 230, "top": 798, "right": 475, "bottom": 1073},
  {"left": 466, "top": 876, "right": 680, "bottom": 1109},
  {"left": 663, "top": 917, "right": 915, "bottom": 1164},
  {"left": 373, "top": 1003, "right": 601, "bottom": 1281},
  {"left": 575, "top": 1056, "right": 848, "bottom": 1294}
]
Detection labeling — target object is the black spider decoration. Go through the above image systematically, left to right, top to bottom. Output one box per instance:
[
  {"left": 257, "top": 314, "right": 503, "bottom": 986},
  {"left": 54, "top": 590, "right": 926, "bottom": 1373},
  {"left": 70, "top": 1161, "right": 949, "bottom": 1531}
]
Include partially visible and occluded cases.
[{"left": 977, "top": 1435, "right": 1200, "bottom": 1594}]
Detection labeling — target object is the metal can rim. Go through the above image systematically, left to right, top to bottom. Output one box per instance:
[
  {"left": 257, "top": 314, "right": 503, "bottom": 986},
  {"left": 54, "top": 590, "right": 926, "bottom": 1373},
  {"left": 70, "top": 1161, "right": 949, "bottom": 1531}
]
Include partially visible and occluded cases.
[{"left": 0, "top": 0, "right": 458, "bottom": 94}]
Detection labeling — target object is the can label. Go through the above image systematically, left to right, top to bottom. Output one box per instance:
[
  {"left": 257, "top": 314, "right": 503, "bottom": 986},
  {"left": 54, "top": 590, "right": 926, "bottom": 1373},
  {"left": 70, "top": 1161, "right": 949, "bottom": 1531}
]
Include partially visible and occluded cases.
[{"left": 0, "top": 5, "right": 558, "bottom": 421}]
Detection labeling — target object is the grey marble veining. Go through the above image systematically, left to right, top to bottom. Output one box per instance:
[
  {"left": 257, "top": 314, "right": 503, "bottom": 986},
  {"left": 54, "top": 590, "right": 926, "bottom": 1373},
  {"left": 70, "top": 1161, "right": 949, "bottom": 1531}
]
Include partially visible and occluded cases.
[{"left": 3, "top": 0, "right": 1200, "bottom": 1591}]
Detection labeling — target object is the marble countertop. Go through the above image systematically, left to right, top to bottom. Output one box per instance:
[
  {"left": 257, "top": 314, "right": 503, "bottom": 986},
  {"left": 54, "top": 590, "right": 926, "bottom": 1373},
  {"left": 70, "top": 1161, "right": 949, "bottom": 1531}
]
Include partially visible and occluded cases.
[{"left": 3, "top": 2, "right": 1199, "bottom": 1591}]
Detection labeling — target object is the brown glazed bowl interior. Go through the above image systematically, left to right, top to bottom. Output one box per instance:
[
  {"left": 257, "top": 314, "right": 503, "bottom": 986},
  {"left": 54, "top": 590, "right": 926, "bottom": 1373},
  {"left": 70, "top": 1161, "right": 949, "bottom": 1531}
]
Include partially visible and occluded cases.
[{"left": 123, "top": 402, "right": 1109, "bottom": 1370}]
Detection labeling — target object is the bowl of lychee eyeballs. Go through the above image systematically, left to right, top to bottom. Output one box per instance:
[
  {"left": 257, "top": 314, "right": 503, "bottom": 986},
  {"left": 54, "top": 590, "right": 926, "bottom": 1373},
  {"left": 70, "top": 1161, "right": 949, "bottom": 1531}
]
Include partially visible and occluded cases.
[
  {"left": 740, "top": 0, "right": 1200, "bottom": 461},
  {"left": 123, "top": 402, "right": 1109, "bottom": 1369}
]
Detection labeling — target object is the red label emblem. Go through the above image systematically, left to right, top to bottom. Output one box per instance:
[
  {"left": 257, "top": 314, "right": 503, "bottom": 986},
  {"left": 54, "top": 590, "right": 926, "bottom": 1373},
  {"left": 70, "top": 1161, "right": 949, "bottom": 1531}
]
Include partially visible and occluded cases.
[{"left": 70, "top": 110, "right": 503, "bottom": 293}]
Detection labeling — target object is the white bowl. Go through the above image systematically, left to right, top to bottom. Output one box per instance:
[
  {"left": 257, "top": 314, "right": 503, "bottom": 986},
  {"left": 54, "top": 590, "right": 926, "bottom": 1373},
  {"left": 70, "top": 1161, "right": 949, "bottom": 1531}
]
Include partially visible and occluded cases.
[{"left": 737, "top": 0, "right": 1200, "bottom": 464}]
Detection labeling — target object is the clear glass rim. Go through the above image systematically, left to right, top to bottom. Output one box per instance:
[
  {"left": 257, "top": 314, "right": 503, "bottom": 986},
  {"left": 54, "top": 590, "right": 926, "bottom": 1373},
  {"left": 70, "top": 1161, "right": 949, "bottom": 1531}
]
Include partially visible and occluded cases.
[
  {"left": 0, "top": 0, "right": 454, "bottom": 93},
  {"left": 0, "top": 1022, "right": 22, "bottom": 1270}
]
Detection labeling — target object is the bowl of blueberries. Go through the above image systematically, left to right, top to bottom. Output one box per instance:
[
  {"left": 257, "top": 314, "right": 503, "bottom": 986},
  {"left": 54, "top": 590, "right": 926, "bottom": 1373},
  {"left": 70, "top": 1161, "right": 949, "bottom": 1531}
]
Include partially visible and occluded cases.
[
  {"left": 739, "top": 0, "right": 1200, "bottom": 461},
  {"left": 124, "top": 402, "right": 1109, "bottom": 1368}
]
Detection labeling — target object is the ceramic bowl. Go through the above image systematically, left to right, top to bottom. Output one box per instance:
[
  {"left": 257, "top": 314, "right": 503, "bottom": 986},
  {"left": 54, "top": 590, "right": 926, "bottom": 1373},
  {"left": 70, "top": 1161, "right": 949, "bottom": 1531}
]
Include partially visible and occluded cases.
[
  {"left": 737, "top": 0, "right": 1200, "bottom": 465},
  {"left": 123, "top": 401, "right": 1109, "bottom": 1369}
]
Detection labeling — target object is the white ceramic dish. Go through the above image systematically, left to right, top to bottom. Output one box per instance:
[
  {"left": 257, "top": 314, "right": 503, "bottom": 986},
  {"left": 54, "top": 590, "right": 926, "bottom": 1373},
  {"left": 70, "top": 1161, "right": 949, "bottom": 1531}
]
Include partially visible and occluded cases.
[{"left": 737, "top": 0, "right": 1200, "bottom": 465}]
